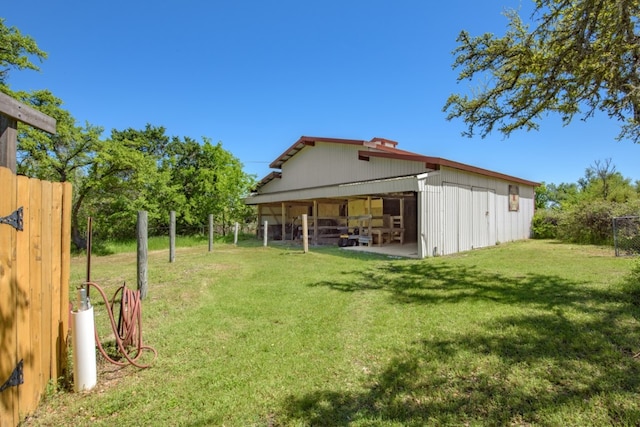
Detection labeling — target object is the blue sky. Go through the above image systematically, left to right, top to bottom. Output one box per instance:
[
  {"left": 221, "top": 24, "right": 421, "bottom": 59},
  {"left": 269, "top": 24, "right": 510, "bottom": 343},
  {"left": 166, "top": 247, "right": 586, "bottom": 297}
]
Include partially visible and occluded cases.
[{"left": 3, "top": 1, "right": 639, "bottom": 186}]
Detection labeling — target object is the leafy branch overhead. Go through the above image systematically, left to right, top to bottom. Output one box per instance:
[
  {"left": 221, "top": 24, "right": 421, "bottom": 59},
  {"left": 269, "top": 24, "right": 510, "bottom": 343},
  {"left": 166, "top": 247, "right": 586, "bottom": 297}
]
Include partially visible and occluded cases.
[
  {"left": 444, "top": 0, "right": 640, "bottom": 143},
  {"left": 0, "top": 18, "right": 46, "bottom": 88}
]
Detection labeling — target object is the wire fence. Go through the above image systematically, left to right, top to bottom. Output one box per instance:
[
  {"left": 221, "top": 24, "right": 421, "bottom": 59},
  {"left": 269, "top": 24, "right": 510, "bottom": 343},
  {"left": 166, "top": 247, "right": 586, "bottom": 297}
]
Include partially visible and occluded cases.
[
  {"left": 613, "top": 216, "right": 640, "bottom": 257},
  {"left": 148, "top": 222, "right": 256, "bottom": 237}
]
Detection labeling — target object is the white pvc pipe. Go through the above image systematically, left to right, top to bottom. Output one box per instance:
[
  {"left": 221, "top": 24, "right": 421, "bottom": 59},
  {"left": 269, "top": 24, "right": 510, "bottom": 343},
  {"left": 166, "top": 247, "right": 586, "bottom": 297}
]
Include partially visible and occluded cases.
[{"left": 71, "top": 306, "right": 97, "bottom": 392}]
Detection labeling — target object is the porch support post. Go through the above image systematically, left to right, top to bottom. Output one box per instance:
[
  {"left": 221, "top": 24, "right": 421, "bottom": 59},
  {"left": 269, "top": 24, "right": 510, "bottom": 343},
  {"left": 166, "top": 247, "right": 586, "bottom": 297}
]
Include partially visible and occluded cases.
[
  {"left": 313, "top": 200, "right": 318, "bottom": 244},
  {"left": 281, "top": 202, "right": 286, "bottom": 241}
]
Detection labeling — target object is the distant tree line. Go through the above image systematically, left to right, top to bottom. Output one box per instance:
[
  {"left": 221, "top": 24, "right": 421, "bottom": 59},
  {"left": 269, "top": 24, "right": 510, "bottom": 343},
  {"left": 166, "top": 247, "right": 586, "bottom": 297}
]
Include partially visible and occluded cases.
[
  {"left": 1, "top": 19, "right": 255, "bottom": 248},
  {"left": 533, "top": 159, "right": 640, "bottom": 245}
]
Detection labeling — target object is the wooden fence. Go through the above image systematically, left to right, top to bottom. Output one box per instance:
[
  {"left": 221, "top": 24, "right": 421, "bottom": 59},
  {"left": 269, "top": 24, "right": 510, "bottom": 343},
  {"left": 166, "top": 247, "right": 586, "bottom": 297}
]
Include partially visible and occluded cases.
[{"left": 0, "top": 166, "right": 72, "bottom": 426}]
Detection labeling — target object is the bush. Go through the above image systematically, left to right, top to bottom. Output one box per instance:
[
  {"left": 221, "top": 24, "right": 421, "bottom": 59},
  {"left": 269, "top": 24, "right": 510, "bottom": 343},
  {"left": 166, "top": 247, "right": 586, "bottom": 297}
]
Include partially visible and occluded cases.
[
  {"left": 556, "top": 200, "right": 640, "bottom": 245},
  {"left": 557, "top": 200, "right": 614, "bottom": 244},
  {"left": 532, "top": 209, "right": 561, "bottom": 239},
  {"left": 622, "top": 259, "right": 640, "bottom": 306}
]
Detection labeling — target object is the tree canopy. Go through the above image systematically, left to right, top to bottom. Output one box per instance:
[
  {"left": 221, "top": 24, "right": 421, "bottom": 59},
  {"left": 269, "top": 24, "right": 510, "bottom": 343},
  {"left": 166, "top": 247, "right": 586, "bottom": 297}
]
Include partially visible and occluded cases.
[
  {"left": 444, "top": 0, "right": 640, "bottom": 143},
  {"left": 0, "top": 18, "right": 46, "bottom": 87},
  {"left": 1, "top": 19, "right": 256, "bottom": 247},
  {"left": 15, "top": 104, "right": 256, "bottom": 246}
]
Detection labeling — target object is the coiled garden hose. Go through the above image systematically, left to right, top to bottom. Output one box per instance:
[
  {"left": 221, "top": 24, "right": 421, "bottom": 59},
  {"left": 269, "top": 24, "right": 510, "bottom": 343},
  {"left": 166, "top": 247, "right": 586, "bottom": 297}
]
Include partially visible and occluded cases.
[{"left": 85, "top": 281, "right": 157, "bottom": 369}]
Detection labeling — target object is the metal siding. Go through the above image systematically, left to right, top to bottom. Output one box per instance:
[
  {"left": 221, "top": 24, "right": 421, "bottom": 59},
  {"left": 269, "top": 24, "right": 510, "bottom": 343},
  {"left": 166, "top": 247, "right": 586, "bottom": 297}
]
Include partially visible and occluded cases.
[
  {"left": 265, "top": 142, "right": 429, "bottom": 193},
  {"left": 436, "top": 167, "right": 535, "bottom": 255},
  {"left": 417, "top": 173, "right": 441, "bottom": 258},
  {"left": 247, "top": 175, "right": 421, "bottom": 205},
  {"left": 429, "top": 179, "right": 442, "bottom": 257},
  {"left": 493, "top": 181, "right": 534, "bottom": 243},
  {"left": 442, "top": 182, "right": 474, "bottom": 255},
  {"left": 441, "top": 183, "right": 457, "bottom": 255},
  {"left": 458, "top": 184, "right": 473, "bottom": 253},
  {"left": 470, "top": 187, "right": 496, "bottom": 249},
  {"left": 472, "top": 187, "right": 489, "bottom": 248},
  {"left": 520, "top": 187, "right": 534, "bottom": 238},
  {"left": 488, "top": 190, "right": 497, "bottom": 245},
  {"left": 495, "top": 192, "right": 506, "bottom": 243}
]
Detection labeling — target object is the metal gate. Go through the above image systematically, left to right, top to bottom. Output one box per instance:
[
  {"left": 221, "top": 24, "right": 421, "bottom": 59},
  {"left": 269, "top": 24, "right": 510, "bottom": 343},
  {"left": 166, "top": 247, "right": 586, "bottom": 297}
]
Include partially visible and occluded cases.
[{"left": 613, "top": 216, "right": 640, "bottom": 257}]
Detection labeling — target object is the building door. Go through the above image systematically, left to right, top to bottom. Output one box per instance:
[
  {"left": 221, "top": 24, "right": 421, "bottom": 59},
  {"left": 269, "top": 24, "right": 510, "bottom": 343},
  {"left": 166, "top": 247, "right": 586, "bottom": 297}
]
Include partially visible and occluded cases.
[
  {"left": 443, "top": 182, "right": 473, "bottom": 254},
  {"left": 472, "top": 187, "right": 496, "bottom": 249}
]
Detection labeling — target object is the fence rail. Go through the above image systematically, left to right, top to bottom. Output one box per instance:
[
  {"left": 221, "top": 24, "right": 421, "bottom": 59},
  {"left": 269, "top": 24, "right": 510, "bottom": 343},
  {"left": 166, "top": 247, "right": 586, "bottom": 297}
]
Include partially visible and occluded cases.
[
  {"left": 0, "top": 167, "right": 71, "bottom": 426},
  {"left": 613, "top": 216, "right": 640, "bottom": 257}
]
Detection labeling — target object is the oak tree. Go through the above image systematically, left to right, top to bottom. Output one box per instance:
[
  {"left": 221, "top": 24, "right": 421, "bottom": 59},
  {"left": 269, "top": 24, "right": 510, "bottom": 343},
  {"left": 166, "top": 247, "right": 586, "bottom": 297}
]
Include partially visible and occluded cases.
[
  {"left": 444, "top": 0, "right": 640, "bottom": 143},
  {"left": 0, "top": 18, "right": 46, "bottom": 87}
]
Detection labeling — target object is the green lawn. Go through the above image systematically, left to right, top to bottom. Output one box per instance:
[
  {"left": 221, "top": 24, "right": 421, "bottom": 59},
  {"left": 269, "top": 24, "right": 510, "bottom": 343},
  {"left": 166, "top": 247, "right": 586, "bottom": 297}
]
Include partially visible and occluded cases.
[{"left": 22, "top": 240, "right": 640, "bottom": 426}]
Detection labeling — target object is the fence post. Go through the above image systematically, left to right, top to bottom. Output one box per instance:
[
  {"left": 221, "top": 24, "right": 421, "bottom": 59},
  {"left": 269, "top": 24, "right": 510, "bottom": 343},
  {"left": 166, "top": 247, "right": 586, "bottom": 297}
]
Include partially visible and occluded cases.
[
  {"left": 0, "top": 114, "right": 17, "bottom": 173},
  {"left": 137, "top": 211, "right": 148, "bottom": 299},
  {"left": 169, "top": 211, "right": 176, "bottom": 263},
  {"left": 208, "top": 214, "right": 214, "bottom": 252},
  {"left": 302, "top": 214, "right": 309, "bottom": 253},
  {"left": 613, "top": 217, "right": 619, "bottom": 257},
  {"left": 263, "top": 221, "right": 268, "bottom": 247},
  {"left": 234, "top": 222, "right": 239, "bottom": 245}
]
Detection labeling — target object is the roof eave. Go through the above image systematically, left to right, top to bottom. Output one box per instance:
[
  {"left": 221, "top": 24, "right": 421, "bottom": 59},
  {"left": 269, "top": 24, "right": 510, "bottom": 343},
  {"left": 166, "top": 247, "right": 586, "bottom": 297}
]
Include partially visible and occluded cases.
[
  {"left": 269, "top": 136, "right": 368, "bottom": 169},
  {"left": 358, "top": 150, "right": 539, "bottom": 187}
]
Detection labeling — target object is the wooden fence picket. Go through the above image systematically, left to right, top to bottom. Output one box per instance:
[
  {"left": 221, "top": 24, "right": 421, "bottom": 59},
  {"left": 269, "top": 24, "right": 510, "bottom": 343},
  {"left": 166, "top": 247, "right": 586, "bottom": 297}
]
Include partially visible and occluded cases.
[
  {"left": 0, "top": 167, "right": 18, "bottom": 426},
  {"left": 0, "top": 168, "right": 71, "bottom": 426},
  {"left": 15, "top": 175, "right": 35, "bottom": 415},
  {"left": 28, "top": 177, "right": 43, "bottom": 401}
]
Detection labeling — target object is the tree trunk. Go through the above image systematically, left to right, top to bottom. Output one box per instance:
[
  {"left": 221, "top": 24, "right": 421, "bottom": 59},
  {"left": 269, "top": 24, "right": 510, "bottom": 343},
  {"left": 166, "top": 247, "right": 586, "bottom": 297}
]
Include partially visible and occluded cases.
[{"left": 71, "top": 189, "right": 89, "bottom": 250}]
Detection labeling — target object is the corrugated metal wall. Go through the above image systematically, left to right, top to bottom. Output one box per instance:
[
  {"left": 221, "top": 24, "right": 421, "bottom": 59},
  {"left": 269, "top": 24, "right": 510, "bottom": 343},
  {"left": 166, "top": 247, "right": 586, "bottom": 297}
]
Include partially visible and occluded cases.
[
  {"left": 261, "top": 142, "right": 429, "bottom": 193},
  {"left": 418, "top": 167, "right": 534, "bottom": 257},
  {"left": 417, "top": 173, "right": 441, "bottom": 258}
]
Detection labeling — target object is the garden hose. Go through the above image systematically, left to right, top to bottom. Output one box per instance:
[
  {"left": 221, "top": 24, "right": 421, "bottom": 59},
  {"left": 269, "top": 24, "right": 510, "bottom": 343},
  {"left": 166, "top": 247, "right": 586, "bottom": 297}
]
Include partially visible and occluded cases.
[{"left": 85, "top": 281, "right": 157, "bottom": 369}]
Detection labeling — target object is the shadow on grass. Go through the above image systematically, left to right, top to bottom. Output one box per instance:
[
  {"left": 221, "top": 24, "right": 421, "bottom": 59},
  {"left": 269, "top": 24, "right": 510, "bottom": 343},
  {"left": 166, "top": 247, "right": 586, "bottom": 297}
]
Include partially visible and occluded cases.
[
  {"left": 312, "top": 262, "right": 615, "bottom": 309},
  {"left": 281, "top": 263, "right": 640, "bottom": 425}
]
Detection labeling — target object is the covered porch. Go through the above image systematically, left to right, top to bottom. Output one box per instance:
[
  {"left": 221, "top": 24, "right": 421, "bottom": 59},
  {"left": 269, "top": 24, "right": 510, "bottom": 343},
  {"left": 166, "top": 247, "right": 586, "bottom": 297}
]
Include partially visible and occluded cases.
[{"left": 253, "top": 192, "right": 418, "bottom": 248}]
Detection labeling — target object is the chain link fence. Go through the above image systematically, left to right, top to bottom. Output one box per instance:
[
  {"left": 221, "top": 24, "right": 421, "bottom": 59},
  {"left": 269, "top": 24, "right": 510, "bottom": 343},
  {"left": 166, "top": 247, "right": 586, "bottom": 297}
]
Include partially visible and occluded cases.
[{"left": 613, "top": 216, "right": 640, "bottom": 256}]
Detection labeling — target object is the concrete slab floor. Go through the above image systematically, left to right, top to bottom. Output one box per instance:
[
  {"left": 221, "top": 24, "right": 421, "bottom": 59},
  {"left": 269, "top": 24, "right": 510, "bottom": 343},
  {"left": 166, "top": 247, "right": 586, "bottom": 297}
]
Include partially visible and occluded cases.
[{"left": 340, "top": 243, "right": 420, "bottom": 259}]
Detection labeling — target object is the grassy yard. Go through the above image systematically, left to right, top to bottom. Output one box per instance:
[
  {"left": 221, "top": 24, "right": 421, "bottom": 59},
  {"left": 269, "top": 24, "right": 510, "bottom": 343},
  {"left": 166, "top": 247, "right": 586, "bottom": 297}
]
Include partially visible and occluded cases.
[{"left": 22, "top": 239, "right": 640, "bottom": 426}]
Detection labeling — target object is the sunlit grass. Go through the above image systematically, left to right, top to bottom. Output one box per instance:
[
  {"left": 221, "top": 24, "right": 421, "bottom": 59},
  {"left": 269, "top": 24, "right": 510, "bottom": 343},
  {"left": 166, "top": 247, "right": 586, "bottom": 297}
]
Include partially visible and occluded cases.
[
  {"left": 86, "top": 232, "right": 256, "bottom": 256},
  {"left": 23, "top": 240, "right": 640, "bottom": 426}
]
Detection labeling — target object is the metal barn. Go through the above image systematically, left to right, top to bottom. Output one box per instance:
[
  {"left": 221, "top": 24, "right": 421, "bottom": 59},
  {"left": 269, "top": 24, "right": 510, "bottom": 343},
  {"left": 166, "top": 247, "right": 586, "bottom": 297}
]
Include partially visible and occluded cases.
[{"left": 245, "top": 136, "right": 538, "bottom": 258}]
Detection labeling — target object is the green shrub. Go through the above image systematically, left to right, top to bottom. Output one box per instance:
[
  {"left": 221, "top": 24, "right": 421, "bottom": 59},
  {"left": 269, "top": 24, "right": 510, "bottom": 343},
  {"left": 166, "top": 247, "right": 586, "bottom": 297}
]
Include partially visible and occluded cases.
[
  {"left": 557, "top": 200, "right": 640, "bottom": 245},
  {"left": 532, "top": 209, "right": 561, "bottom": 239},
  {"left": 622, "top": 259, "right": 640, "bottom": 306},
  {"left": 631, "top": 259, "right": 640, "bottom": 283}
]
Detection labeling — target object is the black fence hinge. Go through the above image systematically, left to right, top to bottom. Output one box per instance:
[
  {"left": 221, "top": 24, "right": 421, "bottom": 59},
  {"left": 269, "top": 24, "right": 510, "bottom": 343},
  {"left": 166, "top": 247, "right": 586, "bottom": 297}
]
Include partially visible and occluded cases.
[
  {"left": 0, "top": 206, "right": 23, "bottom": 231},
  {"left": 0, "top": 360, "right": 24, "bottom": 393}
]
